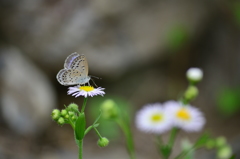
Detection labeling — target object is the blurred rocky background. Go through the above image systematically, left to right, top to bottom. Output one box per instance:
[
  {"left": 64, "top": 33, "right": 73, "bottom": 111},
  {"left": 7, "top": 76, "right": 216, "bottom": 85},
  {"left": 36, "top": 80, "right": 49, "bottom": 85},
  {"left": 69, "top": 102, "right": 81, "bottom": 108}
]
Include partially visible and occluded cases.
[{"left": 0, "top": 0, "right": 240, "bottom": 158}]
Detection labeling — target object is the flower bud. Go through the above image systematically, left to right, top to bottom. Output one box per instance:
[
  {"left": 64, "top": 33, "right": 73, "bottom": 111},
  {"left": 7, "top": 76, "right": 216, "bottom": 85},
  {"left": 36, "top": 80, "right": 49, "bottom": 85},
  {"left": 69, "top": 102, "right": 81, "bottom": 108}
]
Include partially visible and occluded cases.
[
  {"left": 186, "top": 68, "right": 203, "bottom": 83},
  {"left": 184, "top": 86, "right": 199, "bottom": 101},
  {"left": 100, "top": 99, "right": 118, "bottom": 119},
  {"left": 67, "top": 103, "right": 79, "bottom": 112},
  {"left": 52, "top": 109, "right": 61, "bottom": 120},
  {"left": 61, "top": 109, "right": 67, "bottom": 116},
  {"left": 68, "top": 111, "right": 75, "bottom": 116},
  {"left": 71, "top": 116, "right": 77, "bottom": 121},
  {"left": 57, "top": 117, "right": 65, "bottom": 125},
  {"left": 216, "top": 136, "right": 227, "bottom": 148},
  {"left": 97, "top": 137, "right": 109, "bottom": 147},
  {"left": 205, "top": 139, "right": 216, "bottom": 149},
  {"left": 217, "top": 145, "right": 232, "bottom": 159}
]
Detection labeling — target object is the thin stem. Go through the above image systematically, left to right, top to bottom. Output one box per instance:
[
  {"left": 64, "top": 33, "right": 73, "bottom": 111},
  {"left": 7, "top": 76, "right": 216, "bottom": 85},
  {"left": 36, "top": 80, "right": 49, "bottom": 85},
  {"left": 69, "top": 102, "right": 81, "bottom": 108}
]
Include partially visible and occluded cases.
[
  {"left": 78, "top": 98, "right": 87, "bottom": 159},
  {"left": 81, "top": 98, "right": 88, "bottom": 113},
  {"left": 67, "top": 112, "right": 75, "bottom": 129},
  {"left": 116, "top": 119, "right": 135, "bottom": 159},
  {"left": 69, "top": 120, "right": 75, "bottom": 129},
  {"left": 84, "top": 123, "right": 99, "bottom": 136},
  {"left": 94, "top": 127, "right": 103, "bottom": 139},
  {"left": 168, "top": 127, "right": 179, "bottom": 148},
  {"left": 159, "top": 128, "right": 179, "bottom": 159},
  {"left": 156, "top": 135, "right": 165, "bottom": 159},
  {"left": 157, "top": 135, "right": 164, "bottom": 146},
  {"left": 78, "top": 140, "right": 83, "bottom": 159},
  {"left": 174, "top": 147, "right": 195, "bottom": 159}
]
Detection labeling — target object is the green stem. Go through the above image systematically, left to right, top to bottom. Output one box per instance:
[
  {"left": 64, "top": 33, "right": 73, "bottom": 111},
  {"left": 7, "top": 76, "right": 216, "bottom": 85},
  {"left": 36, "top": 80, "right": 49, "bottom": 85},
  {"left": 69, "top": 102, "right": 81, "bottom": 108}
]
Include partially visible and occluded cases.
[
  {"left": 78, "top": 98, "right": 87, "bottom": 159},
  {"left": 81, "top": 98, "right": 88, "bottom": 113},
  {"left": 67, "top": 112, "right": 75, "bottom": 129},
  {"left": 116, "top": 119, "right": 135, "bottom": 159},
  {"left": 69, "top": 120, "right": 75, "bottom": 129},
  {"left": 85, "top": 123, "right": 99, "bottom": 136},
  {"left": 94, "top": 127, "right": 103, "bottom": 139},
  {"left": 168, "top": 127, "right": 179, "bottom": 148},
  {"left": 160, "top": 128, "right": 179, "bottom": 159},
  {"left": 156, "top": 135, "right": 166, "bottom": 159},
  {"left": 157, "top": 135, "right": 164, "bottom": 146},
  {"left": 78, "top": 140, "right": 83, "bottom": 159},
  {"left": 174, "top": 147, "right": 195, "bottom": 159}
]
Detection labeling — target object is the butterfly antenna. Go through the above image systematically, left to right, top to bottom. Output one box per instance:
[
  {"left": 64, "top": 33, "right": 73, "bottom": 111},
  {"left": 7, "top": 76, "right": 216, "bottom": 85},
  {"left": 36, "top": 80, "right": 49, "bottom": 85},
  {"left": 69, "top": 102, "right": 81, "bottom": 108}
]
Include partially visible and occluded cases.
[{"left": 90, "top": 75, "right": 102, "bottom": 80}]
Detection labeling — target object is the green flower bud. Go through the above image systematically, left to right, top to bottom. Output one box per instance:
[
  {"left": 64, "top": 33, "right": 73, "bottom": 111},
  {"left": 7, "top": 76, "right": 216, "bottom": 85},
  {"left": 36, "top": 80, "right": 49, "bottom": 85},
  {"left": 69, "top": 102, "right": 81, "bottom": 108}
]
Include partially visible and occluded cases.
[
  {"left": 186, "top": 67, "right": 203, "bottom": 84},
  {"left": 184, "top": 85, "right": 199, "bottom": 101},
  {"left": 100, "top": 99, "right": 118, "bottom": 119},
  {"left": 67, "top": 103, "right": 79, "bottom": 112},
  {"left": 52, "top": 109, "right": 61, "bottom": 120},
  {"left": 61, "top": 109, "right": 67, "bottom": 116},
  {"left": 68, "top": 111, "right": 75, "bottom": 116},
  {"left": 64, "top": 114, "right": 69, "bottom": 119},
  {"left": 71, "top": 116, "right": 77, "bottom": 121},
  {"left": 57, "top": 117, "right": 65, "bottom": 125},
  {"left": 216, "top": 136, "right": 227, "bottom": 148},
  {"left": 97, "top": 137, "right": 109, "bottom": 147},
  {"left": 205, "top": 139, "right": 216, "bottom": 149},
  {"left": 217, "top": 145, "right": 232, "bottom": 159}
]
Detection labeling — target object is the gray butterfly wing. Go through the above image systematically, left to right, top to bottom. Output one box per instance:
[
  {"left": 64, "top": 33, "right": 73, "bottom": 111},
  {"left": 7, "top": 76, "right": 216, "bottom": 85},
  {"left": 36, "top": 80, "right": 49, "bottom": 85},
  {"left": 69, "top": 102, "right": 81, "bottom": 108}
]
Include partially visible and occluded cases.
[
  {"left": 64, "top": 52, "right": 89, "bottom": 76},
  {"left": 57, "top": 69, "right": 88, "bottom": 86}
]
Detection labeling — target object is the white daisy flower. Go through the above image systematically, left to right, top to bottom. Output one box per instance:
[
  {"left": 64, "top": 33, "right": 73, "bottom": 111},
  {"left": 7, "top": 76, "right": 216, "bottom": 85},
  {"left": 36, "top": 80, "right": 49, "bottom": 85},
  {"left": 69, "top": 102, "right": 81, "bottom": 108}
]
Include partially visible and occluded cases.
[
  {"left": 67, "top": 85, "right": 105, "bottom": 98},
  {"left": 164, "top": 101, "right": 205, "bottom": 132},
  {"left": 135, "top": 103, "right": 173, "bottom": 134}
]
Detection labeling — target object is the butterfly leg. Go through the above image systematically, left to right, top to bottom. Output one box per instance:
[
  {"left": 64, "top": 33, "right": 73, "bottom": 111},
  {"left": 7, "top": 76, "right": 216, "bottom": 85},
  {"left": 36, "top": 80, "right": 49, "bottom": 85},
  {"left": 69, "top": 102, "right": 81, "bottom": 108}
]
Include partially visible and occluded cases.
[{"left": 91, "top": 78, "right": 98, "bottom": 87}]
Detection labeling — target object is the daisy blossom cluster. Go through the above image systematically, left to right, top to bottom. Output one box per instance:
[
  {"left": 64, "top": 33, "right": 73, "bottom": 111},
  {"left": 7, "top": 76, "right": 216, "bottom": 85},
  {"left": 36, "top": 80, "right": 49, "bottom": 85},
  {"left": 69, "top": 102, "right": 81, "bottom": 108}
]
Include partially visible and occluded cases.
[{"left": 136, "top": 100, "right": 205, "bottom": 134}]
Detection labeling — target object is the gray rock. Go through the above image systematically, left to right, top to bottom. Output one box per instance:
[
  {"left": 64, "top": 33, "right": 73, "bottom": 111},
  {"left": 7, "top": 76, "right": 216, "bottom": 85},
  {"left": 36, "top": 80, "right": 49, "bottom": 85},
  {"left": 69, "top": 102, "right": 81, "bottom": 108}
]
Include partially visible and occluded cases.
[{"left": 0, "top": 47, "right": 56, "bottom": 135}]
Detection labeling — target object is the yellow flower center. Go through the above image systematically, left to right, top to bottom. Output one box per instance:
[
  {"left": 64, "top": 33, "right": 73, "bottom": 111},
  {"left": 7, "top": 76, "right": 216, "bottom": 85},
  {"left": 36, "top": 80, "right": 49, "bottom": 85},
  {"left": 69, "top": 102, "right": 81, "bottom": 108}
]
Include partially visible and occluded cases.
[
  {"left": 79, "top": 86, "right": 94, "bottom": 92},
  {"left": 176, "top": 108, "right": 191, "bottom": 120},
  {"left": 151, "top": 113, "right": 163, "bottom": 122}
]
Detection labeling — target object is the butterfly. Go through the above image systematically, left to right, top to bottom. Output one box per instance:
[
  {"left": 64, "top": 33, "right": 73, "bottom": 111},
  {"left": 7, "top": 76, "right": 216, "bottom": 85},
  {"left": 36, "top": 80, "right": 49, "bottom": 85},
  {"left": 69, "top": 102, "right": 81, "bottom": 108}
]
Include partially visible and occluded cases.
[{"left": 56, "top": 52, "right": 91, "bottom": 86}]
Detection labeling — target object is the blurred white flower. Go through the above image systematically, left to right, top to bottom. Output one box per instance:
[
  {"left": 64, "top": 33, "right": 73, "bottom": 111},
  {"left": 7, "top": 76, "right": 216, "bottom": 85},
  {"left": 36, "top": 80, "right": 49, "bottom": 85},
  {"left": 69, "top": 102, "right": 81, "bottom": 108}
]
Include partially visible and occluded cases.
[
  {"left": 186, "top": 68, "right": 203, "bottom": 83},
  {"left": 68, "top": 86, "right": 105, "bottom": 98},
  {"left": 164, "top": 101, "right": 205, "bottom": 132},
  {"left": 135, "top": 103, "right": 173, "bottom": 134}
]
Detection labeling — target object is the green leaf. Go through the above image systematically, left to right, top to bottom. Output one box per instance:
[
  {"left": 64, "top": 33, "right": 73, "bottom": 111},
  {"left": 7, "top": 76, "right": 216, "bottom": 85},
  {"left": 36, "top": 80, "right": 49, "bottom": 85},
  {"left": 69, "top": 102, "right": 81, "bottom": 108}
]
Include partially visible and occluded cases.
[
  {"left": 75, "top": 113, "right": 86, "bottom": 140},
  {"left": 74, "top": 131, "right": 80, "bottom": 147},
  {"left": 194, "top": 133, "right": 211, "bottom": 148},
  {"left": 160, "top": 145, "right": 172, "bottom": 158}
]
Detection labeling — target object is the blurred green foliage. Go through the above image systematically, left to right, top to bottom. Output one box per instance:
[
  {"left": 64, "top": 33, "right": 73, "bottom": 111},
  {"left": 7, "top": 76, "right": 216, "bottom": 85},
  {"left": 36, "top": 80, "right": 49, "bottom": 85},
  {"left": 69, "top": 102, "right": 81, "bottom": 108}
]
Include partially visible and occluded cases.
[
  {"left": 232, "top": 2, "right": 240, "bottom": 26},
  {"left": 166, "top": 25, "right": 189, "bottom": 51},
  {"left": 216, "top": 86, "right": 240, "bottom": 117},
  {"left": 89, "top": 95, "right": 133, "bottom": 140},
  {"left": 181, "top": 139, "right": 194, "bottom": 159}
]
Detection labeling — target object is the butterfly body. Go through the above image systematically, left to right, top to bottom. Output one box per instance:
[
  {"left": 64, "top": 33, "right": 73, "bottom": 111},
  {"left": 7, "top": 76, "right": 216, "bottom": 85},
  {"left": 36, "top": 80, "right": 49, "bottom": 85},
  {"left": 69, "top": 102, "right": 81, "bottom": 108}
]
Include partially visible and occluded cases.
[{"left": 56, "top": 52, "right": 91, "bottom": 86}]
